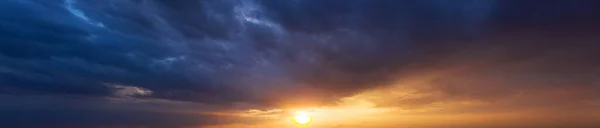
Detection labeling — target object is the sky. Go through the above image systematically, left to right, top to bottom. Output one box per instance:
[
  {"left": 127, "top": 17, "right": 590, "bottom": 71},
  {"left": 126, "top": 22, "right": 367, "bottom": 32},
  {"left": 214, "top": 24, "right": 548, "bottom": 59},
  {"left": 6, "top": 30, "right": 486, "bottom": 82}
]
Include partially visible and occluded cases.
[{"left": 1, "top": 0, "right": 600, "bottom": 128}]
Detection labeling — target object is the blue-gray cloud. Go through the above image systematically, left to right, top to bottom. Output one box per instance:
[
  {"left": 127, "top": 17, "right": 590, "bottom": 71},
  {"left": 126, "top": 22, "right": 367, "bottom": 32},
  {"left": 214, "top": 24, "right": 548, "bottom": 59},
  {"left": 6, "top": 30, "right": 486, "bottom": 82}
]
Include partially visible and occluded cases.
[{"left": 0, "top": 0, "right": 500, "bottom": 106}]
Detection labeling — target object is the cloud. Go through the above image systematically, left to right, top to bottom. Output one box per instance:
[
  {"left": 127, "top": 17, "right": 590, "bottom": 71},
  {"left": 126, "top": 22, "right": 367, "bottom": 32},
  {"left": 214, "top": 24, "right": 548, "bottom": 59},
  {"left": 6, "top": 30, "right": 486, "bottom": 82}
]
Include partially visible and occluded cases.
[
  {"left": 0, "top": 0, "right": 498, "bottom": 107},
  {"left": 1, "top": 0, "right": 600, "bottom": 127},
  {"left": 354, "top": 30, "right": 600, "bottom": 113},
  {"left": 110, "top": 84, "right": 153, "bottom": 97}
]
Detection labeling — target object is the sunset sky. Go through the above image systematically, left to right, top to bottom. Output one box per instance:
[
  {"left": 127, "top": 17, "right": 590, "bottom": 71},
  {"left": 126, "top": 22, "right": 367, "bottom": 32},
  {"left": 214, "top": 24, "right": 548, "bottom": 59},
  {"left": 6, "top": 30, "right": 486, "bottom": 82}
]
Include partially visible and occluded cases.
[{"left": 1, "top": 0, "right": 600, "bottom": 128}]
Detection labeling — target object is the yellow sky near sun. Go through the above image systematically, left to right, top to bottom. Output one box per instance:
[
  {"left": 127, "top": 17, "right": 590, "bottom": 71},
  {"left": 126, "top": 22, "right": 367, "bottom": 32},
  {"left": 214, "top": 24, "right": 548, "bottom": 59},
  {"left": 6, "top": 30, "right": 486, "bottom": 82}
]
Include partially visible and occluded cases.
[
  {"left": 199, "top": 67, "right": 600, "bottom": 128},
  {"left": 200, "top": 77, "right": 488, "bottom": 127},
  {"left": 201, "top": 90, "right": 442, "bottom": 128},
  {"left": 200, "top": 92, "right": 600, "bottom": 128},
  {"left": 197, "top": 93, "right": 394, "bottom": 128}
]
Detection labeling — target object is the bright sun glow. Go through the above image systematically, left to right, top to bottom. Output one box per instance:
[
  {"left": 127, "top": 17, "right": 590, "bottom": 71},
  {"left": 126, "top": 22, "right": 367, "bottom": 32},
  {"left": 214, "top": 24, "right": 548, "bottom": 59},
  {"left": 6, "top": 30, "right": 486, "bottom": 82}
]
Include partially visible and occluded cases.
[{"left": 292, "top": 111, "right": 312, "bottom": 125}]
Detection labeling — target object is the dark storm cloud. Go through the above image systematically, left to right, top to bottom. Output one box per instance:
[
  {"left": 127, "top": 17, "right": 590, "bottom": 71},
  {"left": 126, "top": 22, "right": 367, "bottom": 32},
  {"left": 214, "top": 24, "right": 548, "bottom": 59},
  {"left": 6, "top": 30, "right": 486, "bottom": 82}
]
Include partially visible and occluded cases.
[
  {"left": 0, "top": 0, "right": 499, "bottom": 106},
  {"left": 0, "top": 0, "right": 250, "bottom": 103},
  {"left": 1, "top": 0, "right": 600, "bottom": 125}
]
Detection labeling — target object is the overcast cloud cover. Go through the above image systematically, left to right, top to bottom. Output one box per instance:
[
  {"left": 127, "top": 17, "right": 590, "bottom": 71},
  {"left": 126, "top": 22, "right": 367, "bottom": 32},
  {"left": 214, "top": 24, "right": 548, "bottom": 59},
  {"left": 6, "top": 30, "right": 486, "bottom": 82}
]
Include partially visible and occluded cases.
[{"left": 1, "top": 0, "right": 600, "bottom": 127}]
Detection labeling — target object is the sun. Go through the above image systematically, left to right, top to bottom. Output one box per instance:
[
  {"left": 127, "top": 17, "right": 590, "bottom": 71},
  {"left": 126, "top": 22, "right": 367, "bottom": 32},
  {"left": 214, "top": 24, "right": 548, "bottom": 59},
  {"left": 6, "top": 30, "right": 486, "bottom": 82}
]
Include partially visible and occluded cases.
[{"left": 292, "top": 111, "right": 312, "bottom": 126}]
